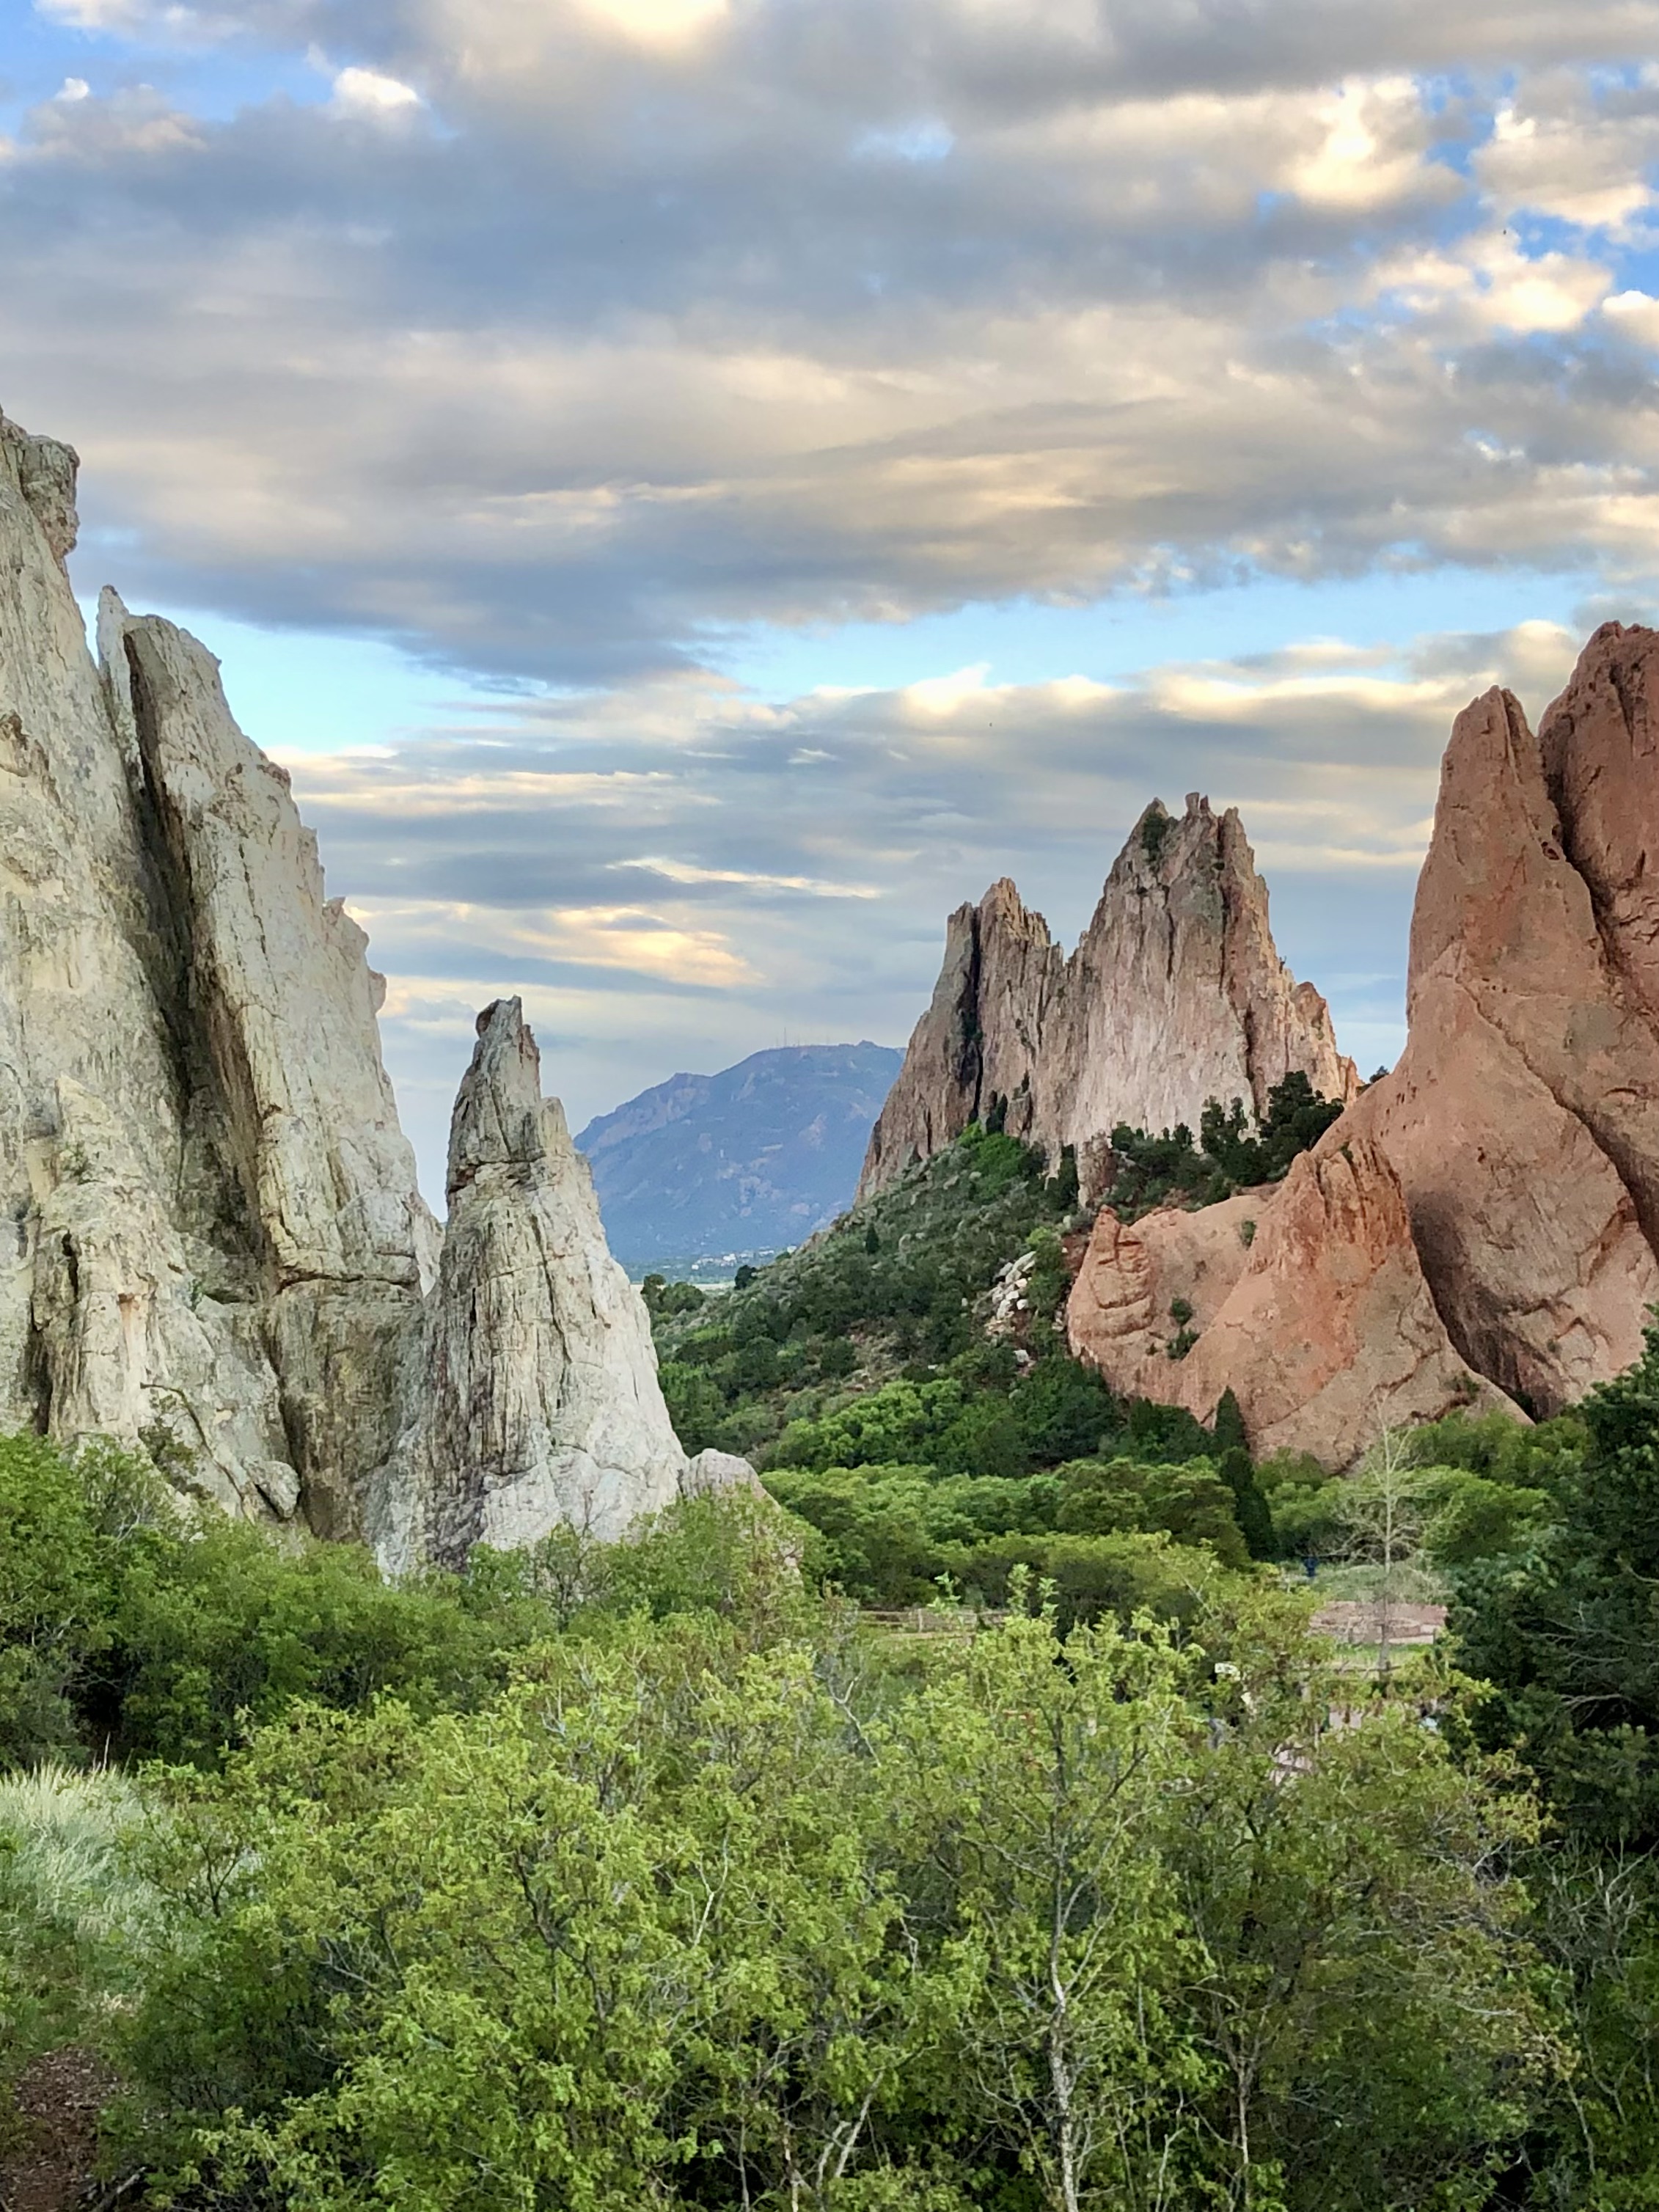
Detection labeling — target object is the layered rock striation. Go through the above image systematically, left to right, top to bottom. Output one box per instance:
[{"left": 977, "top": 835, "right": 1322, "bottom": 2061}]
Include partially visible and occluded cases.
[
  {"left": 0, "top": 406, "right": 704, "bottom": 1558},
  {"left": 1069, "top": 623, "right": 1659, "bottom": 1463},
  {"left": 860, "top": 796, "right": 1355, "bottom": 1203}
]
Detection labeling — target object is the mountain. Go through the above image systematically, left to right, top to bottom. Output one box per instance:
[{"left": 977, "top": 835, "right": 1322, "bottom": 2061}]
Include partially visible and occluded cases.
[
  {"left": 0, "top": 405, "right": 733, "bottom": 1561},
  {"left": 1068, "top": 623, "right": 1659, "bottom": 1462},
  {"left": 860, "top": 796, "right": 1356, "bottom": 1205},
  {"left": 577, "top": 1043, "right": 904, "bottom": 1272}
]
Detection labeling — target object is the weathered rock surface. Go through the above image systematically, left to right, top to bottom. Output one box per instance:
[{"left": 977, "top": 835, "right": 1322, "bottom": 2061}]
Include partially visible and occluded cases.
[
  {"left": 0, "top": 406, "right": 717, "bottom": 1559},
  {"left": 1070, "top": 624, "right": 1659, "bottom": 1460},
  {"left": 1344, "top": 642, "right": 1659, "bottom": 1415},
  {"left": 861, "top": 796, "right": 1355, "bottom": 1203},
  {"left": 860, "top": 879, "right": 1061, "bottom": 1194},
  {"left": 370, "top": 1000, "right": 688, "bottom": 1571},
  {"left": 1162, "top": 1137, "right": 1514, "bottom": 1463},
  {"left": 1064, "top": 1190, "right": 1263, "bottom": 1403}
]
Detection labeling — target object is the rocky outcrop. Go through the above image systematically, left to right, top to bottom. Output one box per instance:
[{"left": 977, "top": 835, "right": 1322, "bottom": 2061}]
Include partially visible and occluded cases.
[
  {"left": 0, "top": 405, "right": 714, "bottom": 1559},
  {"left": 100, "top": 593, "right": 442, "bottom": 1531},
  {"left": 1069, "top": 624, "right": 1659, "bottom": 1460},
  {"left": 1337, "top": 640, "right": 1659, "bottom": 1416},
  {"left": 861, "top": 797, "right": 1355, "bottom": 1203},
  {"left": 860, "top": 879, "right": 1061, "bottom": 1194},
  {"left": 369, "top": 1001, "right": 686, "bottom": 1572},
  {"left": 1171, "top": 1138, "right": 1510, "bottom": 1462},
  {"left": 1064, "top": 1191, "right": 1262, "bottom": 1403}
]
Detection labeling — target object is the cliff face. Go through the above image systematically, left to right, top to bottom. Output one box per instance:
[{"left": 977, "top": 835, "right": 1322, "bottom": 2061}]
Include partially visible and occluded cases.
[
  {"left": 0, "top": 407, "right": 700, "bottom": 1558},
  {"left": 1068, "top": 624, "right": 1659, "bottom": 1462},
  {"left": 860, "top": 796, "right": 1355, "bottom": 1204},
  {"left": 859, "top": 879, "right": 1061, "bottom": 1195}
]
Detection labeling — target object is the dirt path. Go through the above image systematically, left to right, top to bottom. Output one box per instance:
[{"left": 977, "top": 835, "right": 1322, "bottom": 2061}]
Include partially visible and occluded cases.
[{"left": 0, "top": 2048, "right": 125, "bottom": 2212}]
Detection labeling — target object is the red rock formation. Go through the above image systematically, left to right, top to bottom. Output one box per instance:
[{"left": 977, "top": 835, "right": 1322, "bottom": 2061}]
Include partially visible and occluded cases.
[
  {"left": 1069, "top": 623, "right": 1659, "bottom": 1459},
  {"left": 1349, "top": 640, "right": 1659, "bottom": 1413},
  {"left": 860, "top": 796, "right": 1356, "bottom": 1202},
  {"left": 1158, "top": 1137, "right": 1515, "bottom": 1463},
  {"left": 1065, "top": 1192, "right": 1261, "bottom": 1403}
]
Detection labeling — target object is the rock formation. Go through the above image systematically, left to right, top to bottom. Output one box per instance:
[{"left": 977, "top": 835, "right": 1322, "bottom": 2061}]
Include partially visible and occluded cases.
[
  {"left": 0, "top": 405, "right": 713, "bottom": 1559},
  {"left": 1069, "top": 623, "right": 1659, "bottom": 1462},
  {"left": 861, "top": 796, "right": 1355, "bottom": 1203},
  {"left": 370, "top": 1001, "right": 689, "bottom": 1572},
  {"left": 1069, "top": 1138, "right": 1513, "bottom": 1465},
  {"left": 1064, "top": 1190, "right": 1262, "bottom": 1402}
]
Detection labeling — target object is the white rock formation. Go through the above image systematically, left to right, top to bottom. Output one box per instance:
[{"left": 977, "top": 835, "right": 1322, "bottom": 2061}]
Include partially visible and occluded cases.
[
  {"left": 0, "top": 405, "right": 722, "bottom": 1559},
  {"left": 860, "top": 796, "right": 1355, "bottom": 1203},
  {"left": 369, "top": 1000, "right": 688, "bottom": 1571}
]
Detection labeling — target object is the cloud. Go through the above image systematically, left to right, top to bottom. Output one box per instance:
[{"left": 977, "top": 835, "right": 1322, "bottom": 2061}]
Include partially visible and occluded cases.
[
  {"left": 7, "top": 0, "right": 1659, "bottom": 1180},
  {"left": 0, "top": 3, "right": 1654, "bottom": 686},
  {"left": 326, "top": 64, "right": 426, "bottom": 122},
  {"left": 1473, "top": 77, "right": 1659, "bottom": 236}
]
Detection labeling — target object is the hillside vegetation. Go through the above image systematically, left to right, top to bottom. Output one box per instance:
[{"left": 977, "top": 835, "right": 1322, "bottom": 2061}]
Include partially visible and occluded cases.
[{"left": 6, "top": 1118, "right": 1659, "bottom": 2210}]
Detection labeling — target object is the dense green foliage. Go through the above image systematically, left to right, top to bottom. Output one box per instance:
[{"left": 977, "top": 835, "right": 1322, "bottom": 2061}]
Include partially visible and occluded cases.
[
  {"left": 1105, "top": 1072, "right": 1347, "bottom": 1219},
  {"left": 18, "top": 1107, "right": 1659, "bottom": 2205},
  {"left": 653, "top": 1126, "right": 1080, "bottom": 1460},
  {"left": 644, "top": 1128, "right": 1285, "bottom": 1598},
  {"left": 16, "top": 1562, "right": 1548, "bottom": 2212}
]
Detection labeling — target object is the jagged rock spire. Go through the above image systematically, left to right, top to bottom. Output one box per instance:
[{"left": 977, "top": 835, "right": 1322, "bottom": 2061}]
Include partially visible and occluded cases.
[
  {"left": 0, "top": 404, "right": 715, "bottom": 1559},
  {"left": 860, "top": 794, "right": 1355, "bottom": 1203},
  {"left": 369, "top": 1000, "right": 688, "bottom": 1572}
]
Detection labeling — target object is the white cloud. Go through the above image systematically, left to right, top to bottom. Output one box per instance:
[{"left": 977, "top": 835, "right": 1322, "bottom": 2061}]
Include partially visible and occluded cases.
[
  {"left": 574, "top": 0, "right": 730, "bottom": 48},
  {"left": 329, "top": 65, "right": 426, "bottom": 121},
  {"left": 1284, "top": 76, "right": 1443, "bottom": 212},
  {"left": 1476, "top": 86, "right": 1659, "bottom": 235},
  {"left": 1605, "top": 289, "right": 1659, "bottom": 348}
]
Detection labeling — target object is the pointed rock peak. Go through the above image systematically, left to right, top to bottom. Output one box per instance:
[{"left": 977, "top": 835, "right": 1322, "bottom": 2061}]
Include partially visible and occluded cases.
[
  {"left": 1, "top": 409, "right": 78, "bottom": 563},
  {"left": 1537, "top": 621, "right": 1659, "bottom": 1027},
  {"left": 1113, "top": 793, "right": 1220, "bottom": 885},
  {"left": 977, "top": 876, "right": 1054, "bottom": 946},
  {"left": 447, "top": 997, "right": 550, "bottom": 1194}
]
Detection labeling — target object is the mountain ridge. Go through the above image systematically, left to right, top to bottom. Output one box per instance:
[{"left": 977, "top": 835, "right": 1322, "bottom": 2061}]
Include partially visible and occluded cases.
[{"left": 578, "top": 1041, "right": 904, "bottom": 1272}]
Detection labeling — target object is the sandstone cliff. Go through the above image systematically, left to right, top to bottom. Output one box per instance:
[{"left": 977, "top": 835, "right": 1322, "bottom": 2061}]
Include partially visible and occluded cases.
[
  {"left": 0, "top": 406, "right": 703, "bottom": 1559},
  {"left": 1068, "top": 623, "right": 1659, "bottom": 1462},
  {"left": 860, "top": 796, "right": 1355, "bottom": 1203},
  {"left": 1069, "top": 1137, "right": 1514, "bottom": 1465}
]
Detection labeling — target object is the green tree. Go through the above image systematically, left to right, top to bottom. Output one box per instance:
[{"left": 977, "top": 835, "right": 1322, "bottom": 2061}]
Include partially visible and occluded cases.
[
  {"left": 1212, "top": 1391, "right": 1276, "bottom": 1561},
  {"left": 888, "top": 1597, "right": 1210, "bottom": 2211},
  {"left": 1170, "top": 1599, "right": 1553, "bottom": 2210}
]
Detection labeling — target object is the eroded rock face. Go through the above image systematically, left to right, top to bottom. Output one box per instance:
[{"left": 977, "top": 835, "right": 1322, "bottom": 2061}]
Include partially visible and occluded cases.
[
  {"left": 0, "top": 406, "right": 708, "bottom": 1559},
  {"left": 1070, "top": 626, "right": 1659, "bottom": 1459},
  {"left": 1349, "top": 643, "right": 1659, "bottom": 1415},
  {"left": 860, "top": 796, "right": 1355, "bottom": 1203},
  {"left": 859, "top": 880, "right": 1061, "bottom": 1195},
  {"left": 370, "top": 1000, "right": 688, "bottom": 1572},
  {"left": 1162, "top": 1137, "right": 1515, "bottom": 1463},
  {"left": 1065, "top": 1191, "right": 1261, "bottom": 1404}
]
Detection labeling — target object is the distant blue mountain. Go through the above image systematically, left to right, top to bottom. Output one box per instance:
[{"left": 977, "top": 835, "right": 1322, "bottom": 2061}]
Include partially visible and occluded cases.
[{"left": 576, "top": 1042, "right": 904, "bottom": 1275}]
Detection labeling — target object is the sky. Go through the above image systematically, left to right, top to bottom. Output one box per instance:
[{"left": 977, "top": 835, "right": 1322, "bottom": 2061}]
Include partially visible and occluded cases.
[{"left": 3, "top": 0, "right": 1658, "bottom": 1202}]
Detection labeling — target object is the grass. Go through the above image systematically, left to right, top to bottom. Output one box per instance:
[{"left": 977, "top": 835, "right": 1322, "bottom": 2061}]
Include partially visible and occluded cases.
[{"left": 0, "top": 1763, "right": 161, "bottom": 2090}]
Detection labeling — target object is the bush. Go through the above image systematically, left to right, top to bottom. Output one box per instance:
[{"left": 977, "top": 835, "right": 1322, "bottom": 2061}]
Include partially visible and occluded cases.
[{"left": 1107, "top": 1073, "right": 1346, "bottom": 1220}]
